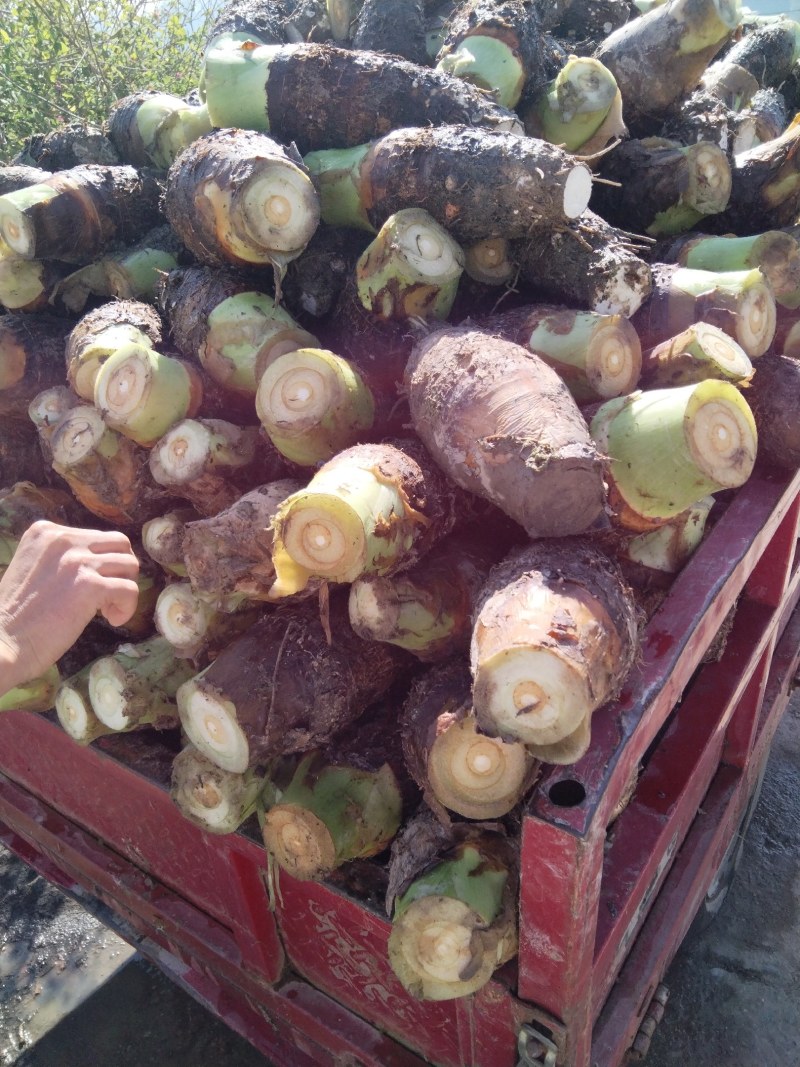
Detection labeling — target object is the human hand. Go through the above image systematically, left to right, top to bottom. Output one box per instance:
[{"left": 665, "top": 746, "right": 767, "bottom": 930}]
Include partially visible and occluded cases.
[{"left": 0, "top": 521, "right": 140, "bottom": 694}]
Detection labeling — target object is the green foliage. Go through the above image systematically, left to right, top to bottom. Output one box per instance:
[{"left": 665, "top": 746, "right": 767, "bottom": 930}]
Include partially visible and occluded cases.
[{"left": 0, "top": 0, "right": 219, "bottom": 162}]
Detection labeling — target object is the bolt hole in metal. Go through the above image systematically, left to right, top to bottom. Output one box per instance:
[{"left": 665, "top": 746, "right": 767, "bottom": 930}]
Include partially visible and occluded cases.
[{"left": 548, "top": 779, "right": 587, "bottom": 807}]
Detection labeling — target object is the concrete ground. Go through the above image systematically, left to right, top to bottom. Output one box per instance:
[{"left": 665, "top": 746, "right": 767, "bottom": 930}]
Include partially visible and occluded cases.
[
  {"left": 0, "top": 696, "right": 797, "bottom": 1067},
  {"left": 0, "top": 859, "right": 269, "bottom": 1067}
]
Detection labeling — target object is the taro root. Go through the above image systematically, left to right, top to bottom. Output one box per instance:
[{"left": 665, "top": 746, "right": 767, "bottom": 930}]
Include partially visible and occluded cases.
[
  {"left": 405, "top": 326, "right": 604, "bottom": 539},
  {"left": 470, "top": 540, "right": 639, "bottom": 750}
]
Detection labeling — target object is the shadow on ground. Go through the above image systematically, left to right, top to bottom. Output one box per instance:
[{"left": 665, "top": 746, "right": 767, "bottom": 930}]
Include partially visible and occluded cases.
[{"left": 14, "top": 958, "right": 271, "bottom": 1067}]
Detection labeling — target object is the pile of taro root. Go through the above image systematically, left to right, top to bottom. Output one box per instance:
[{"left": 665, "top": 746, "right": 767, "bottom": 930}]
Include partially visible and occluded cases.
[{"left": 1, "top": 0, "right": 799, "bottom": 1002}]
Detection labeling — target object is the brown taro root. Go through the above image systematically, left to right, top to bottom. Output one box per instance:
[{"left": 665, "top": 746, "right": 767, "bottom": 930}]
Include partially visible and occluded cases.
[
  {"left": 204, "top": 0, "right": 289, "bottom": 47},
  {"left": 352, "top": 0, "right": 428, "bottom": 64},
  {"left": 435, "top": 0, "right": 547, "bottom": 109},
  {"left": 555, "top": 0, "right": 630, "bottom": 43},
  {"left": 594, "top": 0, "right": 740, "bottom": 132},
  {"left": 723, "top": 17, "right": 800, "bottom": 91},
  {"left": 202, "top": 42, "right": 523, "bottom": 155},
  {"left": 742, "top": 88, "right": 789, "bottom": 145},
  {"left": 659, "top": 90, "right": 757, "bottom": 157},
  {"left": 107, "top": 92, "right": 212, "bottom": 172},
  {"left": 712, "top": 116, "right": 800, "bottom": 232},
  {"left": 11, "top": 123, "right": 119, "bottom": 173},
  {"left": 307, "top": 125, "right": 593, "bottom": 241},
  {"left": 164, "top": 129, "right": 320, "bottom": 273},
  {"left": 593, "top": 136, "right": 732, "bottom": 239},
  {"left": 0, "top": 165, "right": 163, "bottom": 264},
  {"left": 0, "top": 165, "right": 52, "bottom": 195},
  {"left": 510, "top": 211, "right": 653, "bottom": 318},
  {"left": 51, "top": 224, "right": 186, "bottom": 317},
  {"left": 282, "top": 224, "right": 371, "bottom": 321},
  {"left": 655, "top": 230, "right": 800, "bottom": 311},
  {"left": 0, "top": 258, "right": 72, "bottom": 314},
  {"left": 632, "top": 263, "right": 776, "bottom": 359},
  {"left": 157, "top": 265, "right": 317, "bottom": 398},
  {"left": 65, "top": 300, "right": 164, "bottom": 402},
  {"left": 478, "top": 303, "right": 642, "bottom": 403},
  {"left": 0, "top": 314, "right": 73, "bottom": 419},
  {"left": 640, "top": 323, "right": 752, "bottom": 388},
  {"left": 404, "top": 326, "right": 604, "bottom": 539},
  {"left": 745, "top": 353, "right": 800, "bottom": 469},
  {"left": 590, "top": 383, "right": 757, "bottom": 531},
  {"left": 45, "top": 405, "right": 170, "bottom": 527},
  {"left": 149, "top": 418, "right": 292, "bottom": 517},
  {"left": 269, "top": 438, "right": 466, "bottom": 597},
  {"left": 181, "top": 480, "right": 304, "bottom": 602},
  {"left": 141, "top": 507, "right": 197, "bottom": 577},
  {"left": 348, "top": 531, "right": 508, "bottom": 663},
  {"left": 470, "top": 540, "right": 639, "bottom": 751},
  {"left": 154, "top": 581, "right": 260, "bottom": 660},
  {"left": 177, "top": 597, "right": 411, "bottom": 772},
  {"left": 88, "top": 636, "right": 196, "bottom": 734},
  {"left": 400, "top": 658, "right": 538, "bottom": 820},
  {"left": 262, "top": 696, "right": 417, "bottom": 881},
  {"left": 387, "top": 813, "right": 519, "bottom": 1001}
]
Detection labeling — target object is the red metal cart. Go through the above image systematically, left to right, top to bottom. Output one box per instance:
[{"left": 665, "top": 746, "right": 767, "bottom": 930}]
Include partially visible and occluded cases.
[{"left": 0, "top": 463, "right": 798, "bottom": 1067}]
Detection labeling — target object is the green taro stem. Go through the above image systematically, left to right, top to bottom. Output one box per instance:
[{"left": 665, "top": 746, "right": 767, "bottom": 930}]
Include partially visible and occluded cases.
[
  {"left": 437, "top": 36, "right": 526, "bottom": 109},
  {"left": 304, "top": 144, "right": 374, "bottom": 232},
  {"left": 271, "top": 463, "right": 422, "bottom": 595},
  {"left": 0, "top": 665, "right": 61, "bottom": 713},
  {"left": 394, "top": 844, "right": 507, "bottom": 925}
]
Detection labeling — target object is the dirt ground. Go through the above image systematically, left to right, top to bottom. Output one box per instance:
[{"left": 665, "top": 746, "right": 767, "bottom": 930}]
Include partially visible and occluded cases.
[{"left": 0, "top": 694, "right": 798, "bottom": 1067}]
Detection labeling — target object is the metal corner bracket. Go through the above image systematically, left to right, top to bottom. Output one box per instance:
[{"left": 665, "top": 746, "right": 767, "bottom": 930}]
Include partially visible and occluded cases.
[{"left": 517, "top": 1022, "right": 559, "bottom": 1067}]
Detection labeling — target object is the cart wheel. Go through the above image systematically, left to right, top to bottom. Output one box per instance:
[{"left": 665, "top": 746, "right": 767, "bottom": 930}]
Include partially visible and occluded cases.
[{"left": 696, "top": 762, "right": 767, "bottom": 930}]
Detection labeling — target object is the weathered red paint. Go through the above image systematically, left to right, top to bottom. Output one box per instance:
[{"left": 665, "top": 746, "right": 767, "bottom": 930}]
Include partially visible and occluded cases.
[
  {"left": 0, "top": 466, "right": 797, "bottom": 1067},
  {"left": 517, "top": 467, "right": 800, "bottom": 1062},
  {"left": 592, "top": 602, "right": 800, "bottom": 1066},
  {"left": 0, "top": 712, "right": 285, "bottom": 984},
  {"left": 0, "top": 789, "right": 428, "bottom": 1067},
  {"left": 272, "top": 870, "right": 530, "bottom": 1067}
]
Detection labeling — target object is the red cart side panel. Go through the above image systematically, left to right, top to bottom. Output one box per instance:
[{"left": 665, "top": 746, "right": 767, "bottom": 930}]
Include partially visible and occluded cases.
[
  {"left": 531, "top": 466, "right": 800, "bottom": 844},
  {"left": 516, "top": 468, "right": 800, "bottom": 1064},
  {"left": 0, "top": 469, "right": 797, "bottom": 1067},
  {"left": 592, "top": 594, "right": 800, "bottom": 1067},
  {"left": 592, "top": 600, "right": 776, "bottom": 1016},
  {"left": 593, "top": 656, "right": 772, "bottom": 1018},
  {"left": 0, "top": 713, "right": 284, "bottom": 984},
  {"left": 591, "top": 765, "right": 743, "bottom": 1067},
  {"left": 0, "top": 771, "right": 249, "bottom": 982},
  {"left": 0, "top": 803, "right": 433, "bottom": 1067},
  {"left": 517, "top": 817, "right": 604, "bottom": 1056},
  {"left": 275, "top": 875, "right": 527, "bottom": 1067}
]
